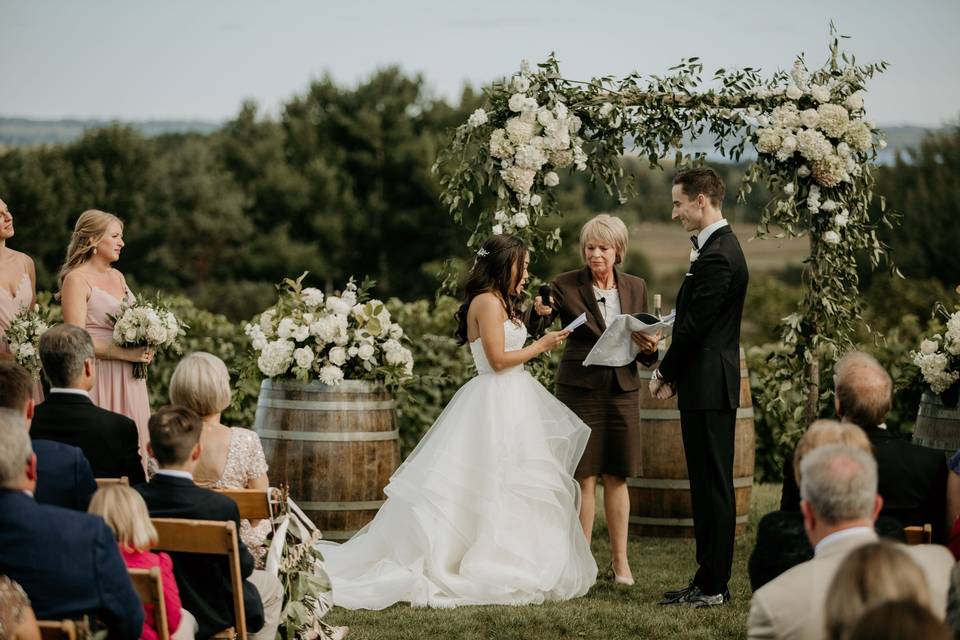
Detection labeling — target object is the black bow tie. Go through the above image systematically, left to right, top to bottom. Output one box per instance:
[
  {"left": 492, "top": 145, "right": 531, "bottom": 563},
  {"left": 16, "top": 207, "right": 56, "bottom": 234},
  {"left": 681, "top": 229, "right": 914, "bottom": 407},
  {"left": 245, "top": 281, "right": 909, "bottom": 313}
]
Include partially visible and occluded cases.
[{"left": 690, "top": 236, "right": 700, "bottom": 250}]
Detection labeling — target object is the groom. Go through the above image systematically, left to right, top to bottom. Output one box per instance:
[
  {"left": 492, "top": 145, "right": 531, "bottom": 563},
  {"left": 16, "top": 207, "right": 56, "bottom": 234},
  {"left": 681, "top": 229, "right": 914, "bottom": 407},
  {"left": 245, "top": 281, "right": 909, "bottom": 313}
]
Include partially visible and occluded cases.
[{"left": 650, "top": 167, "right": 748, "bottom": 608}]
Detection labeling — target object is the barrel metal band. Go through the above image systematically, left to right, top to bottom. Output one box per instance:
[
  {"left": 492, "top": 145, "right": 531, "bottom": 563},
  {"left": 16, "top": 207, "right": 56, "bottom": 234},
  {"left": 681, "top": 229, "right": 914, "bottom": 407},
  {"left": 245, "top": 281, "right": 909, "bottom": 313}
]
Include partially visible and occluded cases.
[
  {"left": 257, "top": 398, "right": 396, "bottom": 411},
  {"left": 917, "top": 406, "right": 960, "bottom": 420},
  {"left": 638, "top": 407, "right": 755, "bottom": 420},
  {"left": 257, "top": 429, "right": 399, "bottom": 442},
  {"left": 912, "top": 436, "right": 956, "bottom": 452},
  {"left": 627, "top": 476, "right": 753, "bottom": 490},
  {"left": 296, "top": 500, "right": 385, "bottom": 511},
  {"left": 629, "top": 515, "right": 749, "bottom": 526},
  {"left": 319, "top": 530, "right": 358, "bottom": 541}
]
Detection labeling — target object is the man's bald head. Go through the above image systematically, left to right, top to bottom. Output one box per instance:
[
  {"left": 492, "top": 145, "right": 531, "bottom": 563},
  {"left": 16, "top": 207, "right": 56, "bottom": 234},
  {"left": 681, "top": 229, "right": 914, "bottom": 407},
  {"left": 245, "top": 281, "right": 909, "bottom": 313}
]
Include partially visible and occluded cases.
[{"left": 834, "top": 351, "right": 892, "bottom": 430}]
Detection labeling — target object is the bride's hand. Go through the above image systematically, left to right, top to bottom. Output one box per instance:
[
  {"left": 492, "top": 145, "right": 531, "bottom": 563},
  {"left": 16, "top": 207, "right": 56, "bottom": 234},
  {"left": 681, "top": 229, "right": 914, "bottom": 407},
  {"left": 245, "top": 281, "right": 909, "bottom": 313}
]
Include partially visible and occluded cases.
[{"left": 537, "top": 329, "right": 570, "bottom": 353}]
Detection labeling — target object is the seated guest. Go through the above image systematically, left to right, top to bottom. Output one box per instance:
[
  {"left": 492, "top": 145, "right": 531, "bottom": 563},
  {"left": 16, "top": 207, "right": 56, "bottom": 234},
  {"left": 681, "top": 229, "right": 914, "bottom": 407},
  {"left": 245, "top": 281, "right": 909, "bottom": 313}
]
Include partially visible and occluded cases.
[
  {"left": 32, "top": 324, "right": 145, "bottom": 485},
  {"left": 169, "top": 352, "right": 271, "bottom": 564},
  {"left": 780, "top": 352, "right": 948, "bottom": 542},
  {"left": 0, "top": 360, "right": 96, "bottom": 510},
  {"left": 136, "top": 406, "right": 282, "bottom": 640},
  {"left": 0, "top": 408, "right": 143, "bottom": 638},
  {"left": 749, "top": 420, "right": 904, "bottom": 591},
  {"left": 748, "top": 444, "right": 951, "bottom": 640},
  {"left": 946, "top": 449, "right": 960, "bottom": 559},
  {"left": 89, "top": 484, "right": 198, "bottom": 640},
  {"left": 825, "top": 542, "right": 933, "bottom": 640},
  {"left": 947, "top": 562, "right": 960, "bottom": 638},
  {"left": 0, "top": 575, "right": 41, "bottom": 640},
  {"left": 848, "top": 600, "right": 951, "bottom": 640}
]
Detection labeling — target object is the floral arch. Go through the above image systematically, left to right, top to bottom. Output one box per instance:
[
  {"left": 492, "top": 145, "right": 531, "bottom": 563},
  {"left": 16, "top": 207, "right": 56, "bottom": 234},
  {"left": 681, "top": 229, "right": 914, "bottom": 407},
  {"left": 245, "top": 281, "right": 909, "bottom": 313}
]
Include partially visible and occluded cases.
[{"left": 435, "top": 29, "right": 896, "bottom": 435}]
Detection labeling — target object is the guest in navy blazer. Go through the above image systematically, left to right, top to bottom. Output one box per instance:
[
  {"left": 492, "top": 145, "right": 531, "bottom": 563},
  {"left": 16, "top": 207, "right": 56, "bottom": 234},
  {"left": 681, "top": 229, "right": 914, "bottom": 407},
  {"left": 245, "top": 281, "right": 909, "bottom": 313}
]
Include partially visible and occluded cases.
[
  {"left": 0, "top": 360, "right": 96, "bottom": 510},
  {"left": 0, "top": 408, "right": 143, "bottom": 638}
]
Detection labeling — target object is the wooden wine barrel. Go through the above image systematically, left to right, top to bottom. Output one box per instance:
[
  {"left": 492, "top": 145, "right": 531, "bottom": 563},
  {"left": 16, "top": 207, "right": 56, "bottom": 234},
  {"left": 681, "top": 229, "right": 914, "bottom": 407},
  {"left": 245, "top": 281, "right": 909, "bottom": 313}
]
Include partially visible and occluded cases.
[
  {"left": 628, "top": 348, "right": 755, "bottom": 538},
  {"left": 253, "top": 379, "right": 400, "bottom": 541},
  {"left": 913, "top": 391, "right": 960, "bottom": 454}
]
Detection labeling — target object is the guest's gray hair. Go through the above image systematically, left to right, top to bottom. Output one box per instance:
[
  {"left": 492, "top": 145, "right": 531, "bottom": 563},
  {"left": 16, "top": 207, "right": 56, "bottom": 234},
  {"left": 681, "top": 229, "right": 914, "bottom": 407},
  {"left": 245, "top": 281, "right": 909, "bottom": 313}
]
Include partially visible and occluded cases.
[
  {"left": 40, "top": 324, "right": 94, "bottom": 388},
  {"left": 0, "top": 408, "right": 32, "bottom": 487},
  {"left": 800, "top": 444, "right": 877, "bottom": 525}
]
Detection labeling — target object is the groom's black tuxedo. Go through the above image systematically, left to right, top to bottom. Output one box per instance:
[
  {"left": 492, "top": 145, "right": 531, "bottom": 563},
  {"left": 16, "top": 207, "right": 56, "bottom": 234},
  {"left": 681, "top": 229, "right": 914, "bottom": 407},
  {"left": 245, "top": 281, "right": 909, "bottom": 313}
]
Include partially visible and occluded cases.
[{"left": 659, "top": 223, "right": 748, "bottom": 596}]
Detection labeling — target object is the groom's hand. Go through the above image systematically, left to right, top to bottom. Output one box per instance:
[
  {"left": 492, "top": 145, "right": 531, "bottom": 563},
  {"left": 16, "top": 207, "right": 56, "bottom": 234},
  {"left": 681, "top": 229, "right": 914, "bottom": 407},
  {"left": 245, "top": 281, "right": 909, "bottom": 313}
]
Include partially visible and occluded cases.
[{"left": 654, "top": 382, "right": 676, "bottom": 400}]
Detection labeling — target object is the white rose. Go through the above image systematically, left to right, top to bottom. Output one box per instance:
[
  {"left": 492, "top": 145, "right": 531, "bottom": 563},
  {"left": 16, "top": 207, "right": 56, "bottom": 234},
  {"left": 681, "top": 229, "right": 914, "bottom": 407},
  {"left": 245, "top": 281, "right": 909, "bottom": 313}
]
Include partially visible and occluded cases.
[
  {"left": 512, "top": 75, "right": 530, "bottom": 93},
  {"left": 785, "top": 84, "right": 803, "bottom": 100},
  {"left": 810, "top": 84, "right": 831, "bottom": 103},
  {"left": 844, "top": 92, "right": 864, "bottom": 111},
  {"left": 508, "top": 93, "right": 527, "bottom": 112},
  {"left": 536, "top": 109, "right": 554, "bottom": 128},
  {"left": 800, "top": 109, "right": 820, "bottom": 129},
  {"left": 544, "top": 172, "right": 560, "bottom": 187},
  {"left": 529, "top": 194, "right": 542, "bottom": 207},
  {"left": 511, "top": 212, "right": 529, "bottom": 229},
  {"left": 491, "top": 223, "right": 503, "bottom": 235},
  {"left": 823, "top": 230, "right": 841, "bottom": 245},
  {"left": 301, "top": 287, "right": 324, "bottom": 308},
  {"left": 325, "top": 296, "right": 352, "bottom": 316},
  {"left": 277, "top": 317, "right": 295, "bottom": 339},
  {"left": 292, "top": 324, "right": 310, "bottom": 342},
  {"left": 389, "top": 324, "right": 403, "bottom": 339},
  {"left": 125, "top": 328, "right": 138, "bottom": 343},
  {"left": 920, "top": 339, "right": 940, "bottom": 356},
  {"left": 357, "top": 343, "right": 375, "bottom": 361},
  {"left": 328, "top": 346, "right": 347, "bottom": 366},
  {"left": 293, "top": 347, "right": 314, "bottom": 369},
  {"left": 318, "top": 365, "right": 344, "bottom": 386}
]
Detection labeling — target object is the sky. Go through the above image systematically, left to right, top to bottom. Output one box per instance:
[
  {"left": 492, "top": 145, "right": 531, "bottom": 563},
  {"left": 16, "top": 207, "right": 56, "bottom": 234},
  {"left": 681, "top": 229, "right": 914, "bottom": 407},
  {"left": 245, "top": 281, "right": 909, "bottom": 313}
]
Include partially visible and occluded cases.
[{"left": 2, "top": 0, "right": 958, "bottom": 127}]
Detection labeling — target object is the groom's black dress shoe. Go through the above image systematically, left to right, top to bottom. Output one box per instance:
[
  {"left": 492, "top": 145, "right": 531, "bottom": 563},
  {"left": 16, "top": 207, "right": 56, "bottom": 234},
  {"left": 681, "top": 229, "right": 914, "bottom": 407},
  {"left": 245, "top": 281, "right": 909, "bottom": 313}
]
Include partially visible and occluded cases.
[
  {"left": 661, "top": 578, "right": 695, "bottom": 601},
  {"left": 658, "top": 585, "right": 731, "bottom": 608}
]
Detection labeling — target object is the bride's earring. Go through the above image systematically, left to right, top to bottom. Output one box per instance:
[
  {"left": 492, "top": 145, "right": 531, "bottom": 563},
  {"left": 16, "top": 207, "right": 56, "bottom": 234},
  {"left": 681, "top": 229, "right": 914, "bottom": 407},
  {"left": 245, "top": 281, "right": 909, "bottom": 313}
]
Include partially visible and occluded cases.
[{"left": 93, "top": 247, "right": 98, "bottom": 255}]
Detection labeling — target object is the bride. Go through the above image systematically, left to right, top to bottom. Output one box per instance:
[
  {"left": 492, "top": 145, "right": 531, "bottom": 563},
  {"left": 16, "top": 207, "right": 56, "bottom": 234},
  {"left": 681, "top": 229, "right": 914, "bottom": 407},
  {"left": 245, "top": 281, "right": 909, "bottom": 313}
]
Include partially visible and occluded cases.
[{"left": 319, "top": 234, "right": 598, "bottom": 609}]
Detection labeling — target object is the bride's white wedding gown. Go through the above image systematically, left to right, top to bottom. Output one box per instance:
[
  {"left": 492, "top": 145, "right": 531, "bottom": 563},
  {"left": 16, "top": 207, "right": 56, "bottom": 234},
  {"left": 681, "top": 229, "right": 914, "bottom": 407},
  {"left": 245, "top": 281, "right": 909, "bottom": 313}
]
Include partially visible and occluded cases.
[{"left": 318, "top": 320, "right": 598, "bottom": 609}]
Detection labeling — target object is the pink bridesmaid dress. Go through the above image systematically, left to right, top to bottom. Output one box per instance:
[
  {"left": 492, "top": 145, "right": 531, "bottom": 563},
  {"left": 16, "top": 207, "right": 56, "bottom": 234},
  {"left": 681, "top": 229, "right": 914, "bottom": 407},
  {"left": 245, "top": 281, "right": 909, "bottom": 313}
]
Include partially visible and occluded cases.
[
  {"left": 0, "top": 272, "right": 44, "bottom": 403},
  {"left": 85, "top": 283, "right": 151, "bottom": 469}
]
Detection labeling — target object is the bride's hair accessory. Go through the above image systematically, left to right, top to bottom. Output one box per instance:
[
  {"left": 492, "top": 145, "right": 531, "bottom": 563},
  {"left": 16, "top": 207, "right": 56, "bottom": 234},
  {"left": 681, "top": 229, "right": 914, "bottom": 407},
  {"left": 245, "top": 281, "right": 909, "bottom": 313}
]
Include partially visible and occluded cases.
[{"left": 477, "top": 247, "right": 490, "bottom": 257}]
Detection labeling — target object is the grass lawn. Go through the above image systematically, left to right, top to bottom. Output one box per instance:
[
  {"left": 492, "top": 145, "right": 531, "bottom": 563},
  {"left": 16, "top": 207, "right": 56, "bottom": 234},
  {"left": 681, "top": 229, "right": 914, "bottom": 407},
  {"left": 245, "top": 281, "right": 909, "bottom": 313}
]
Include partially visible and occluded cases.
[{"left": 324, "top": 483, "right": 780, "bottom": 639}]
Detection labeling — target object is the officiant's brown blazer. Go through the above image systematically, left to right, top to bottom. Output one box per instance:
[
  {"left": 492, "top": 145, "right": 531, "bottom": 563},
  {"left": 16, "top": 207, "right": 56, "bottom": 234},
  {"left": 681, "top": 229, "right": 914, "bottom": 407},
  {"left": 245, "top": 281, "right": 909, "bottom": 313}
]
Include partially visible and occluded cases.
[{"left": 528, "top": 266, "right": 657, "bottom": 391}]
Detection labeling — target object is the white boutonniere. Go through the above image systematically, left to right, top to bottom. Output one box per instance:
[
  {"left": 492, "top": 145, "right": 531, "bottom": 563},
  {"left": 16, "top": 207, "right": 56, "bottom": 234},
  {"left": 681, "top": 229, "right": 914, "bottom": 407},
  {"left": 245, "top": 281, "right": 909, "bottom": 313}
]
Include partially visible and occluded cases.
[{"left": 689, "top": 248, "right": 700, "bottom": 262}]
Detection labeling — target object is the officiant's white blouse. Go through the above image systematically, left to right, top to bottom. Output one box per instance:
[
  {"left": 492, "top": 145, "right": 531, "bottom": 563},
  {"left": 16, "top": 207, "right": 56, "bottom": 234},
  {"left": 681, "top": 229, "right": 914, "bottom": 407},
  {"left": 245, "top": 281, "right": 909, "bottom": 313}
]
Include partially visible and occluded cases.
[{"left": 592, "top": 286, "right": 621, "bottom": 324}]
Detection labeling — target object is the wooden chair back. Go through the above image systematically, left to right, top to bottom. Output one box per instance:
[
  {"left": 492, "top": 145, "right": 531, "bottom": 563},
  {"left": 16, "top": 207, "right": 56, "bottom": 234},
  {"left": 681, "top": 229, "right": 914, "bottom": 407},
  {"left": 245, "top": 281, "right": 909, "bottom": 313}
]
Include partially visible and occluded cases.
[
  {"left": 95, "top": 476, "right": 129, "bottom": 488},
  {"left": 212, "top": 488, "right": 276, "bottom": 522},
  {"left": 151, "top": 518, "right": 246, "bottom": 640},
  {"left": 904, "top": 523, "right": 933, "bottom": 545},
  {"left": 129, "top": 566, "right": 170, "bottom": 640},
  {"left": 37, "top": 620, "right": 77, "bottom": 640}
]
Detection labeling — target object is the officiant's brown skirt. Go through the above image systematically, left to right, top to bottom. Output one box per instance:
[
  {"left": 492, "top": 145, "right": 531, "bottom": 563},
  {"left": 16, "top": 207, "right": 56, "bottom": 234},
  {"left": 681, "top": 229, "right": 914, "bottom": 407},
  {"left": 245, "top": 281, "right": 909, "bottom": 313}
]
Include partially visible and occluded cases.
[{"left": 556, "top": 378, "right": 641, "bottom": 478}]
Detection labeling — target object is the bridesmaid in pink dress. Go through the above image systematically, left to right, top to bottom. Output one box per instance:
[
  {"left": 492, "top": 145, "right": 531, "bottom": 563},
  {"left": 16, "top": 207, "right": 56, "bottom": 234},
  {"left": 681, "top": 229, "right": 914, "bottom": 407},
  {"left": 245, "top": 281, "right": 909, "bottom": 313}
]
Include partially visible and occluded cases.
[
  {"left": 0, "top": 198, "right": 43, "bottom": 403},
  {"left": 59, "top": 210, "right": 153, "bottom": 469}
]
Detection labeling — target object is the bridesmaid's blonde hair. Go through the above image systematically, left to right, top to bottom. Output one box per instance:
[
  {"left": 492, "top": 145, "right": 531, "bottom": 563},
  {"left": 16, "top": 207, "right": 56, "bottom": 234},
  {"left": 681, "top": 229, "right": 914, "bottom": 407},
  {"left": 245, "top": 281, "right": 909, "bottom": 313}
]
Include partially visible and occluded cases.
[
  {"left": 57, "top": 209, "right": 123, "bottom": 292},
  {"left": 88, "top": 484, "right": 158, "bottom": 552}
]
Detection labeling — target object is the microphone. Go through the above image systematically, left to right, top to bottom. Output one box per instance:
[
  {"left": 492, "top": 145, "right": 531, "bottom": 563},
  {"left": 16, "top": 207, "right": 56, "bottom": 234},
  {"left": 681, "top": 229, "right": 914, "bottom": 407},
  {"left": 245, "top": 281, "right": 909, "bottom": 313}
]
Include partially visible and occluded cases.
[{"left": 538, "top": 284, "right": 552, "bottom": 307}]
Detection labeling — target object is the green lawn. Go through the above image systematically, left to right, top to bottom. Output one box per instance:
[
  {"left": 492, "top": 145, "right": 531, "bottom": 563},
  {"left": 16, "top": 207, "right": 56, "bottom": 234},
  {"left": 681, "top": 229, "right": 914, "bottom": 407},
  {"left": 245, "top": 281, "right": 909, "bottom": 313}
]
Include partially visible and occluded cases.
[{"left": 324, "top": 484, "right": 780, "bottom": 639}]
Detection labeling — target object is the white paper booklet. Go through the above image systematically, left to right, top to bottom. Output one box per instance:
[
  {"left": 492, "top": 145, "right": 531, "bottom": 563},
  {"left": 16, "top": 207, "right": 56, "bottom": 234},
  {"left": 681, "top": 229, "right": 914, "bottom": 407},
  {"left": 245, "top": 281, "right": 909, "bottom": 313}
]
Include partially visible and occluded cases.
[{"left": 582, "top": 311, "right": 676, "bottom": 367}]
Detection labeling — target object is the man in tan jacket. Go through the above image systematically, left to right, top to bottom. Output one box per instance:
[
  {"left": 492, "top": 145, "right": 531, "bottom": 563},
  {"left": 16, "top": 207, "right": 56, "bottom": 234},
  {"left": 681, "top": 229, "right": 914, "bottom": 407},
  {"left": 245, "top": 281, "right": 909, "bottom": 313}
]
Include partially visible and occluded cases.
[{"left": 748, "top": 444, "right": 952, "bottom": 640}]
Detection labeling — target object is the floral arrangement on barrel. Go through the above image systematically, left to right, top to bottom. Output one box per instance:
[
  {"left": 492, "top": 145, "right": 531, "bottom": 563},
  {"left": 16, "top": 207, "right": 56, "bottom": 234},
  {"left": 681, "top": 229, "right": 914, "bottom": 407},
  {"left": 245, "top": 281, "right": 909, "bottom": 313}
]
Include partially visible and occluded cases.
[
  {"left": 244, "top": 273, "right": 414, "bottom": 389},
  {"left": 111, "top": 294, "right": 187, "bottom": 378},
  {"left": 913, "top": 301, "right": 960, "bottom": 406},
  {"left": 6, "top": 302, "right": 58, "bottom": 380}
]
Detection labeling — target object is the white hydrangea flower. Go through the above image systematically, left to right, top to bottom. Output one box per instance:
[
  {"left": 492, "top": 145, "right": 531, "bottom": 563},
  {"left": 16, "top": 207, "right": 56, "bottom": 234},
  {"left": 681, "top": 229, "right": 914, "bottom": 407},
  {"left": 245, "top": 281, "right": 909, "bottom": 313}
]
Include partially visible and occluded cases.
[
  {"left": 785, "top": 84, "right": 803, "bottom": 100},
  {"left": 810, "top": 84, "right": 831, "bottom": 103},
  {"left": 844, "top": 92, "right": 865, "bottom": 112},
  {"left": 770, "top": 104, "right": 801, "bottom": 129},
  {"left": 816, "top": 104, "right": 850, "bottom": 139},
  {"left": 467, "top": 108, "right": 488, "bottom": 128},
  {"left": 536, "top": 108, "right": 554, "bottom": 128},
  {"left": 800, "top": 109, "right": 820, "bottom": 129},
  {"left": 567, "top": 115, "right": 582, "bottom": 134},
  {"left": 505, "top": 118, "right": 535, "bottom": 145},
  {"left": 844, "top": 121, "right": 873, "bottom": 153},
  {"left": 756, "top": 128, "right": 782, "bottom": 155},
  {"left": 797, "top": 128, "right": 831, "bottom": 162},
  {"left": 489, "top": 129, "right": 514, "bottom": 160},
  {"left": 513, "top": 144, "right": 547, "bottom": 171},
  {"left": 812, "top": 154, "right": 848, "bottom": 188},
  {"left": 501, "top": 166, "right": 536, "bottom": 194},
  {"left": 544, "top": 171, "right": 560, "bottom": 187},
  {"left": 807, "top": 185, "right": 822, "bottom": 212},
  {"left": 820, "top": 200, "right": 838, "bottom": 212},
  {"left": 301, "top": 288, "right": 324, "bottom": 308},
  {"left": 325, "top": 296, "right": 351, "bottom": 316},
  {"left": 258, "top": 340, "right": 294, "bottom": 377},
  {"left": 18, "top": 343, "right": 35, "bottom": 358},
  {"left": 319, "top": 364, "right": 344, "bottom": 386}
]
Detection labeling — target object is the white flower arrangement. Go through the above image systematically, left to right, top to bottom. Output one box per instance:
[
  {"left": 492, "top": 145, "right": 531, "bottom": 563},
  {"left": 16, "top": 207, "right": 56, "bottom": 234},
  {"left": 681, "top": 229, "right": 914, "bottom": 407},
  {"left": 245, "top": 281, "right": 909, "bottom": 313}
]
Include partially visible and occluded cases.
[
  {"left": 245, "top": 273, "right": 414, "bottom": 388},
  {"left": 111, "top": 294, "right": 186, "bottom": 378},
  {"left": 6, "top": 303, "right": 55, "bottom": 380},
  {"left": 914, "top": 304, "right": 960, "bottom": 397}
]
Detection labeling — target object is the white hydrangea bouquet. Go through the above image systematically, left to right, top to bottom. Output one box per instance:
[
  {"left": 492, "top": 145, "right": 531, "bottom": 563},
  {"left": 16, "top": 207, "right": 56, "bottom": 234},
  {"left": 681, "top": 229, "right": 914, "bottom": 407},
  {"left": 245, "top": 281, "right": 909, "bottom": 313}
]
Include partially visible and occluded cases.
[
  {"left": 244, "top": 273, "right": 414, "bottom": 389},
  {"left": 111, "top": 294, "right": 187, "bottom": 378},
  {"left": 913, "top": 302, "right": 960, "bottom": 403},
  {"left": 6, "top": 303, "right": 55, "bottom": 380}
]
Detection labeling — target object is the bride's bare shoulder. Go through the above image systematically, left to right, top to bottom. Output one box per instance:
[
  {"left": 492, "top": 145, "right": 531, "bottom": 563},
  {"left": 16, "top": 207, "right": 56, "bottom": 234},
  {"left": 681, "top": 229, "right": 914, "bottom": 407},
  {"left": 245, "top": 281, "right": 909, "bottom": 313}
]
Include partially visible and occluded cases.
[{"left": 469, "top": 293, "right": 506, "bottom": 317}]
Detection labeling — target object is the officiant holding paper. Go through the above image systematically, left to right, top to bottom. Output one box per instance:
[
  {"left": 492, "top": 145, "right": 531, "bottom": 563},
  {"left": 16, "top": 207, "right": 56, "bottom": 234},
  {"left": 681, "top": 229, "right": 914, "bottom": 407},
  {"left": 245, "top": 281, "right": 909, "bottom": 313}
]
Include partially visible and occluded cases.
[{"left": 529, "top": 214, "right": 659, "bottom": 585}]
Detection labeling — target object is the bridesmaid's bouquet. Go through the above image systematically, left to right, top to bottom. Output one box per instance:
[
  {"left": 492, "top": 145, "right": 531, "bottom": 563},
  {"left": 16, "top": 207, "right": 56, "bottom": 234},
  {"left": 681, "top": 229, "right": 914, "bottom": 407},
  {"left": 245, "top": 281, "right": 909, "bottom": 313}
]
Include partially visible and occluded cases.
[
  {"left": 244, "top": 273, "right": 414, "bottom": 388},
  {"left": 111, "top": 294, "right": 187, "bottom": 378},
  {"left": 913, "top": 300, "right": 960, "bottom": 403},
  {"left": 7, "top": 303, "right": 56, "bottom": 380}
]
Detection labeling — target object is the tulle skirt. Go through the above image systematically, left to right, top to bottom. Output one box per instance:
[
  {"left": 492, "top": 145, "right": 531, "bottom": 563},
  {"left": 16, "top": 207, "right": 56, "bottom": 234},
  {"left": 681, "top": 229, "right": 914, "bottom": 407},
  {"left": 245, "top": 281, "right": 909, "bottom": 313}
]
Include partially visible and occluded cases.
[{"left": 319, "top": 368, "right": 598, "bottom": 609}]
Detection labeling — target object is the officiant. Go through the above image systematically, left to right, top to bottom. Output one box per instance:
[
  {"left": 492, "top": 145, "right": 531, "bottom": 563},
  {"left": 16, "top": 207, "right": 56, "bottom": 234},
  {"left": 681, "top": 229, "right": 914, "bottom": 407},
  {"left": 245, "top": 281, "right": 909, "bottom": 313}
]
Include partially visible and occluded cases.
[{"left": 528, "top": 213, "right": 659, "bottom": 586}]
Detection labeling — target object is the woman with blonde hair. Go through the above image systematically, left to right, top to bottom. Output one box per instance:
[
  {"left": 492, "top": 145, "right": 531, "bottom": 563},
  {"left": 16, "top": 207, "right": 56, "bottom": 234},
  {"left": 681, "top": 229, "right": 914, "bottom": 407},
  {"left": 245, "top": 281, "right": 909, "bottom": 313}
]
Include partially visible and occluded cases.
[
  {"left": 0, "top": 197, "right": 43, "bottom": 402},
  {"left": 60, "top": 210, "right": 152, "bottom": 468},
  {"left": 530, "top": 214, "right": 660, "bottom": 585},
  {"left": 169, "top": 352, "right": 271, "bottom": 563},
  {"left": 88, "top": 484, "right": 196, "bottom": 640},
  {"left": 825, "top": 542, "right": 933, "bottom": 640}
]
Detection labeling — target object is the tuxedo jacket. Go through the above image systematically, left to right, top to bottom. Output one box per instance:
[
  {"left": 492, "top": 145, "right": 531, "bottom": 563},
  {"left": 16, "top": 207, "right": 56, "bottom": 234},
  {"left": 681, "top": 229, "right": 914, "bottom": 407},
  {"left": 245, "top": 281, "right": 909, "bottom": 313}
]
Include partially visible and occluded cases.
[
  {"left": 659, "top": 225, "right": 749, "bottom": 410},
  {"left": 529, "top": 266, "right": 657, "bottom": 391},
  {"left": 32, "top": 391, "right": 146, "bottom": 485},
  {"left": 779, "top": 426, "right": 949, "bottom": 542},
  {"left": 32, "top": 438, "right": 97, "bottom": 511},
  {"left": 136, "top": 474, "right": 264, "bottom": 639},
  {"left": 0, "top": 490, "right": 144, "bottom": 640},
  {"left": 748, "top": 530, "right": 952, "bottom": 640}
]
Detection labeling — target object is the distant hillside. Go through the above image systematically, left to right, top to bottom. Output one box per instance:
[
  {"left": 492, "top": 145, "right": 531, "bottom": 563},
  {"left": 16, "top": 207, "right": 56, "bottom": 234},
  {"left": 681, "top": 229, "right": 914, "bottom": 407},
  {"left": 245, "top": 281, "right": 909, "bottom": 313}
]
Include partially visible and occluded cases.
[
  {"left": 0, "top": 116, "right": 939, "bottom": 161},
  {"left": 0, "top": 117, "right": 222, "bottom": 147}
]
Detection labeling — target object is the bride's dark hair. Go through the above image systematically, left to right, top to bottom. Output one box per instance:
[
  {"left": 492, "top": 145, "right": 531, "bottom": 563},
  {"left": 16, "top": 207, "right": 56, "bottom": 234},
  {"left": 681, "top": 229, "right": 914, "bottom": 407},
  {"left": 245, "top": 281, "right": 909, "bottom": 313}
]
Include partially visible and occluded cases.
[{"left": 454, "top": 235, "right": 528, "bottom": 346}]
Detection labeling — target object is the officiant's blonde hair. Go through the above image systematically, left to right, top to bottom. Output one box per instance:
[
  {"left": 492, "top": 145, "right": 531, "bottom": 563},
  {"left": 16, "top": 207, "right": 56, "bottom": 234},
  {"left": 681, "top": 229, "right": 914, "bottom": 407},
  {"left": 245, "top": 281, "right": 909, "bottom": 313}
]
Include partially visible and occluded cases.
[
  {"left": 580, "top": 214, "right": 628, "bottom": 265},
  {"left": 89, "top": 484, "right": 158, "bottom": 552}
]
